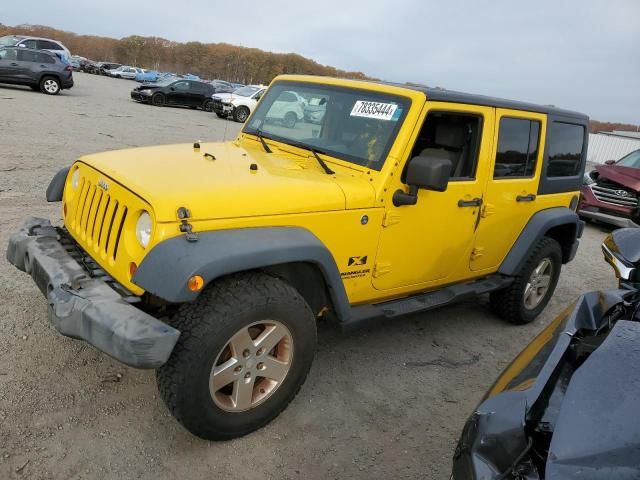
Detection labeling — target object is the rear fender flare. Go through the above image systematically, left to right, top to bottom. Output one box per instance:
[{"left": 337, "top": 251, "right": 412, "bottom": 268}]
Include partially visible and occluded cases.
[{"left": 499, "top": 207, "right": 584, "bottom": 276}]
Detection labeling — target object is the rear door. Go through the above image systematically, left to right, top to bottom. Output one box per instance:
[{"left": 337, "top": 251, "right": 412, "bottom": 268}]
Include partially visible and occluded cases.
[
  {"left": 0, "top": 48, "right": 21, "bottom": 80},
  {"left": 470, "top": 109, "right": 546, "bottom": 272}
]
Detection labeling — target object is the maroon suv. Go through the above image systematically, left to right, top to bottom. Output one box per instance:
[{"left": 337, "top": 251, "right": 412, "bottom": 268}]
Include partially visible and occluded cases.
[{"left": 580, "top": 149, "right": 640, "bottom": 228}]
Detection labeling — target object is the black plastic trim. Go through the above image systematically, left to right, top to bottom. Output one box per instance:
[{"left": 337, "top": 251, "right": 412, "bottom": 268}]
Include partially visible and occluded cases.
[
  {"left": 46, "top": 166, "right": 70, "bottom": 202},
  {"left": 132, "top": 227, "right": 352, "bottom": 321}
]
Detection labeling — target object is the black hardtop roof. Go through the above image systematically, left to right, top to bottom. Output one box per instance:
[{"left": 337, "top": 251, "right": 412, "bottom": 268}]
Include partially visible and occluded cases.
[{"left": 384, "top": 81, "right": 588, "bottom": 120}]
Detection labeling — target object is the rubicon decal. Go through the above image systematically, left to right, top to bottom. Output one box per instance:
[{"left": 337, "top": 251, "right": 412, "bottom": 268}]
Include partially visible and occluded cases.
[{"left": 348, "top": 256, "right": 367, "bottom": 267}]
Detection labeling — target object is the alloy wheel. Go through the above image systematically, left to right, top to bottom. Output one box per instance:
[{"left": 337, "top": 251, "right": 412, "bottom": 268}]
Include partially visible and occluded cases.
[
  {"left": 43, "top": 79, "right": 59, "bottom": 94},
  {"left": 524, "top": 258, "right": 553, "bottom": 310},
  {"left": 210, "top": 320, "right": 293, "bottom": 412}
]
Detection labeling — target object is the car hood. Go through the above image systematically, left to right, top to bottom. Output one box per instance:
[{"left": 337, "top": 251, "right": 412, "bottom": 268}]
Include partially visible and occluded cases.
[
  {"left": 77, "top": 141, "right": 376, "bottom": 222},
  {"left": 595, "top": 164, "right": 640, "bottom": 191},
  {"left": 452, "top": 290, "right": 635, "bottom": 479}
]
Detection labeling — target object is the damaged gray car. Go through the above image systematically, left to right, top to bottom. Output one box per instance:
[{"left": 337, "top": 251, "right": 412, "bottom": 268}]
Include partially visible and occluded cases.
[{"left": 452, "top": 228, "right": 640, "bottom": 479}]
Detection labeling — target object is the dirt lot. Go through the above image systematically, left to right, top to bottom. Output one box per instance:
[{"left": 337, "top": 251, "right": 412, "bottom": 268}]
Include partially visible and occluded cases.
[{"left": 0, "top": 73, "right": 617, "bottom": 479}]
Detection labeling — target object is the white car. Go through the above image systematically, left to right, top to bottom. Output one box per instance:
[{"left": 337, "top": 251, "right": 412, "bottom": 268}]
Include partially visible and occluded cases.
[
  {"left": 0, "top": 35, "right": 71, "bottom": 61},
  {"left": 108, "top": 66, "right": 144, "bottom": 80},
  {"left": 211, "top": 85, "right": 266, "bottom": 122},
  {"left": 264, "top": 90, "right": 306, "bottom": 128}
]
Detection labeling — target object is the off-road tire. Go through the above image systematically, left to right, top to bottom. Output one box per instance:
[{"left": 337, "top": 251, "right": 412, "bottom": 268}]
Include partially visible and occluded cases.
[
  {"left": 40, "top": 76, "right": 60, "bottom": 95},
  {"left": 151, "top": 92, "right": 165, "bottom": 106},
  {"left": 233, "top": 106, "right": 250, "bottom": 123},
  {"left": 490, "top": 237, "right": 562, "bottom": 325},
  {"left": 157, "top": 272, "right": 317, "bottom": 440}
]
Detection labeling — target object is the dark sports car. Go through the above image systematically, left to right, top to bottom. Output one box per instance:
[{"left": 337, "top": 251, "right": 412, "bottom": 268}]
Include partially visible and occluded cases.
[
  {"left": 131, "top": 78, "right": 215, "bottom": 111},
  {"left": 452, "top": 228, "right": 640, "bottom": 479}
]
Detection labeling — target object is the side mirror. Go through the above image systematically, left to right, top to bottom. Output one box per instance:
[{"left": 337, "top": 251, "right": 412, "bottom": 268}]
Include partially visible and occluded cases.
[
  {"left": 393, "top": 156, "right": 452, "bottom": 207},
  {"left": 604, "top": 159, "right": 616, "bottom": 165}
]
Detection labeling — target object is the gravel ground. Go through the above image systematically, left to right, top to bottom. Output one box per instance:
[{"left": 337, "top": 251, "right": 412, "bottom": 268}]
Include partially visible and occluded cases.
[{"left": 0, "top": 73, "right": 618, "bottom": 479}]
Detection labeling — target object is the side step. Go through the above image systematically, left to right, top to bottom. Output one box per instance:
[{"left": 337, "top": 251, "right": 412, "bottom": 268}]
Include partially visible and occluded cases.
[{"left": 340, "top": 275, "right": 513, "bottom": 332}]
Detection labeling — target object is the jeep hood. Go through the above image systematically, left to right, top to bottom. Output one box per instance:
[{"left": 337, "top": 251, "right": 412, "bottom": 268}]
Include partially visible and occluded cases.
[
  {"left": 77, "top": 141, "right": 375, "bottom": 222},
  {"left": 595, "top": 164, "right": 640, "bottom": 191}
]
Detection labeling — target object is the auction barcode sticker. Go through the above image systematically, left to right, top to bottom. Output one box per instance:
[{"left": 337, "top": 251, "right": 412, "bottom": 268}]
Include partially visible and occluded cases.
[{"left": 350, "top": 101, "right": 398, "bottom": 121}]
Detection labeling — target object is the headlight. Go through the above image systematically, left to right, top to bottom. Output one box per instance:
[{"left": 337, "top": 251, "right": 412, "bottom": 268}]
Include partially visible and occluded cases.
[
  {"left": 71, "top": 168, "right": 80, "bottom": 189},
  {"left": 136, "top": 211, "right": 152, "bottom": 248}
]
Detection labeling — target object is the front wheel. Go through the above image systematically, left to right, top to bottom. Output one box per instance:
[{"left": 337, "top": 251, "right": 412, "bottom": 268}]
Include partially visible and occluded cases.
[
  {"left": 40, "top": 76, "right": 60, "bottom": 95},
  {"left": 151, "top": 92, "right": 165, "bottom": 107},
  {"left": 233, "top": 106, "right": 250, "bottom": 123},
  {"left": 283, "top": 111, "right": 297, "bottom": 128},
  {"left": 215, "top": 112, "right": 227, "bottom": 118},
  {"left": 490, "top": 237, "right": 562, "bottom": 325},
  {"left": 157, "top": 272, "right": 317, "bottom": 440}
]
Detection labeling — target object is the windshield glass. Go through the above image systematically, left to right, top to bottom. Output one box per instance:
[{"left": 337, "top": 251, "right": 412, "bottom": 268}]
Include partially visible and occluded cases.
[
  {"left": 0, "top": 36, "right": 20, "bottom": 46},
  {"left": 244, "top": 81, "right": 410, "bottom": 170},
  {"left": 234, "top": 86, "right": 261, "bottom": 97},
  {"left": 617, "top": 150, "right": 640, "bottom": 169}
]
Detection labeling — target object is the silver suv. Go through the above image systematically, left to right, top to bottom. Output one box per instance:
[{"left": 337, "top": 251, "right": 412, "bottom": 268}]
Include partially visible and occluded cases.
[{"left": 0, "top": 35, "right": 71, "bottom": 61}]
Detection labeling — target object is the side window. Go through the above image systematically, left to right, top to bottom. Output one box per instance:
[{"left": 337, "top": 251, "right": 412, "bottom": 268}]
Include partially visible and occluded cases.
[
  {"left": 19, "top": 39, "right": 38, "bottom": 49},
  {"left": 37, "top": 40, "right": 61, "bottom": 50},
  {"left": 0, "top": 49, "right": 18, "bottom": 61},
  {"left": 17, "top": 50, "right": 39, "bottom": 62},
  {"left": 173, "top": 81, "right": 190, "bottom": 91},
  {"left": 191, "top": 82, "right": 204, "bottom": 93},
  {"left": 254, "top": 90, "right": 264, "bottom": 101},
  {"left": 410, "top": 111, "right": 484, "bottom": 180},
  {"left": 494, "top": 117, "right": 540, "bottom": 179},
  {"left": 545, "top": 122, "right": 585, "bottom": 177}
]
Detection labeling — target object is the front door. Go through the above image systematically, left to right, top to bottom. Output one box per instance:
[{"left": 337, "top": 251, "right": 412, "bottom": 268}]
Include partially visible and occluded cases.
[
  {"left": 168, "top": 80, "right": 191, "bottom": 105},
  {"left": 373, "top": 103, "right": 495, "bottom": 291},
  {"left": 470, "top": 109, "right": 546, "bottom": 272}
]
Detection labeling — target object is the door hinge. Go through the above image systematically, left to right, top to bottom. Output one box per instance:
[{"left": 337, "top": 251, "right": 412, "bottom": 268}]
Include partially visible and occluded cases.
[
  {"left": 382, "top": 211, "right": 401, "bottom": 227},
  {"left": 470, "top": 247, "right": 484, "bottom": 261},
  {"left": 373, "top": 262, "right": 392, "bottom": 278}
]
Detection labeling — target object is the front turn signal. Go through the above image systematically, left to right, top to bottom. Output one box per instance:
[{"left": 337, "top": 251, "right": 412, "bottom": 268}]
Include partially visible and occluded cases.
[{"left": 188, "top": 275, "right": 204, "bottom": 292}]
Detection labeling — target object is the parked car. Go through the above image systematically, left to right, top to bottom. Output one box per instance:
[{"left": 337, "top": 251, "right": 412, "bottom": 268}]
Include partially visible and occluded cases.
[
  {"left": 0, "top": 35, "right": 71, "bottom": 61},
  {"left": 0, "top": 46, "right": 73, "bottom": 95},
  {"left": 69, "top": 56, "right": 82, "bottom": 71},
  {"left": 97, "top": 62, "right": 121, "bottom": 75},
  {"left": 108, "top": 66, "right": 144, "bottom": 80},
  {"left": 135, "top": 70, "right": 160, "bottom": 82},
  {"left": 8, "top": 74, "right": 588, "bottom": 441},
  {"left": 130, "top": 78, "right": 215, "bottom": 110},
  {"left": 209, "top": 79, "right": 235, "bottom": 94},
  {"left": 211, "top": 85, "right": 266, "bottom": 122},
  {"left": 261, "top": 90, "right": 305, "bottom": 127},
  {"left": 303, "top": 97, "right": 327, "bottom": 124},
  {"left": 580, "top": 148, "right": 640, "bottom": 228},
  {"left": 452, "top": 228, "right": 640, "bottom": 479}
]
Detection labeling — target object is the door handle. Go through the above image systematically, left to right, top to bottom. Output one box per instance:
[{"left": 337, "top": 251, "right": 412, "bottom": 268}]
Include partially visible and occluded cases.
[
  {"left": 516, "top": 194, "right": 536, "bottom": 202},
  {"left": 458, "top": 198, "right": 482, "bottom": 207}
]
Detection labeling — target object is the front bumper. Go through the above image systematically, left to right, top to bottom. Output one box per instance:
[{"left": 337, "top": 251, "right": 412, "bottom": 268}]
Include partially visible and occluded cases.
[
  {"left": 130, "top": 91, "right": 151, "bottom": 102},
  {"left": 212, "top": 101, "right": 233, "bottom": 115},
  {"left": 579, "top": 186, "right": 639, "bottom": 228},
  {"left": 6, "top": 218, "right": 180, "bottom": 369}
]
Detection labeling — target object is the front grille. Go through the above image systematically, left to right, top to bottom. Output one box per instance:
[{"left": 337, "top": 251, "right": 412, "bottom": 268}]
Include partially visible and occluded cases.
[
  {"left": 70, "top": 177, "right": 128, "bottom": 261},
  {"left": 591, "top": 179, "right": 638, "bottom": 208}
]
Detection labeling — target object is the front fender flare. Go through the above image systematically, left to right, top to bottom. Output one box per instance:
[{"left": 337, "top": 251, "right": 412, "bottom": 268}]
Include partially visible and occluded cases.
[{"left": 132, "top": 227, "right": 351, "bottom": 320}]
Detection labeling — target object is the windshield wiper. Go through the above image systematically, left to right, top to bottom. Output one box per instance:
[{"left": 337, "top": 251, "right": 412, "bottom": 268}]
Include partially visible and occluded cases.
[
  {"left": 255, "top": 129, "right": 272, "bottom": 153},
  {"left": 286, "top": 141, "right": 334, "bottom": 175}
]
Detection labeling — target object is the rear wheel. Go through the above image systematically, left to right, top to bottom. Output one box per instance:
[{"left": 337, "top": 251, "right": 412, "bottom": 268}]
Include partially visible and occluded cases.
[
  {"left": 40, "top": 76, "right": 60, "bottom": 95},
  {"left": 151, "top": 92, "right": 165, "bottom": 107},
  {"left": 203, "top": 100, "right": 213, "bottom": 112},
  {"left": 233, "top": 106, "right": 250, "bottom": 123},
  {"left": 283, "top": 111, "right": 297, "bottom": 128},
  {"left": 490, "top": 237, "right": 562, "bottom": 325},
  {"left": 157, "top": 272, "right": 317, "bottom": 440}
]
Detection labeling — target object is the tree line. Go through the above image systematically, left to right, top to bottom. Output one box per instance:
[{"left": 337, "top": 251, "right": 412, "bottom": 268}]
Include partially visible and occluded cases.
[{"left": 0, "top": 23, "right": 368, "bottom": 85}]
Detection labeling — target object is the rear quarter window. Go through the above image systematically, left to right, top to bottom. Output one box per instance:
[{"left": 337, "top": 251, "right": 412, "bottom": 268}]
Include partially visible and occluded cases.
[{"left": 546, "top": 122, "right": 585, "bottom": 177}]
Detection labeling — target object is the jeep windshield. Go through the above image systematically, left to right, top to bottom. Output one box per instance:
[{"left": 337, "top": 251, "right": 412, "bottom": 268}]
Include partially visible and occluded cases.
[{"left": 244, "top": 81, "right": 410, "bottom": 170}]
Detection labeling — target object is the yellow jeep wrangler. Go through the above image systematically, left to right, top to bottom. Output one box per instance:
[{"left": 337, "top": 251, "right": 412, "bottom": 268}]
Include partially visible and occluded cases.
[{"left": 7, "top": 75, "right": 588, "bottom": 440}]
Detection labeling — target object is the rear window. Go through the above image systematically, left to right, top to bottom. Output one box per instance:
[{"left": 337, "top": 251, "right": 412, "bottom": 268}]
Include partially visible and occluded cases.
[
  {"left": 37, "top": 40, "right": 62, "bottom": 50},
  {"left": 494, "top": 117, "right": 541, "bottom": 178},
  {"left": 546, "top": 122, "right": 585, "bottom": 177}
]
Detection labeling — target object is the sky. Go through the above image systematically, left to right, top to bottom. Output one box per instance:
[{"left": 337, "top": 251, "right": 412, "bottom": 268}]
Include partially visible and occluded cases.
[{"left": 2, "top": 0, "right": 639, "bottom": 123}]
